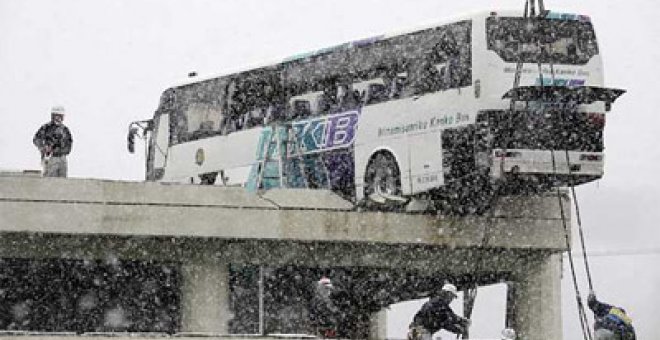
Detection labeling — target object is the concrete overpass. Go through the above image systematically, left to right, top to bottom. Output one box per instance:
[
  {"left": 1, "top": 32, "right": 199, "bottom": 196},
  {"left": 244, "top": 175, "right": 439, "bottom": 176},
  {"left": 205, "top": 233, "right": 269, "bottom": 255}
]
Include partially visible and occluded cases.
[{"left": 0, "top": 175, "right": 569, "bottom": 339}]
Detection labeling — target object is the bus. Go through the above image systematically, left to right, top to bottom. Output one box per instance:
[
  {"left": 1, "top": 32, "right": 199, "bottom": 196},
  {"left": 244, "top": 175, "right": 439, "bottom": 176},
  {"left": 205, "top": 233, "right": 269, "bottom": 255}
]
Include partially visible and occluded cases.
[{"left": 128, "top": 9, "right": 624, "bottom": 213}]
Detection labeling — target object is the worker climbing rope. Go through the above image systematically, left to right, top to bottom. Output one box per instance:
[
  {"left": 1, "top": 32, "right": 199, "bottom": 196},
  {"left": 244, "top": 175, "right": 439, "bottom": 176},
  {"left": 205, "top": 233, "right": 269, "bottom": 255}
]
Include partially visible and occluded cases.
[{"left": 586, "top": 292, "right": 636, "bottom": 340}]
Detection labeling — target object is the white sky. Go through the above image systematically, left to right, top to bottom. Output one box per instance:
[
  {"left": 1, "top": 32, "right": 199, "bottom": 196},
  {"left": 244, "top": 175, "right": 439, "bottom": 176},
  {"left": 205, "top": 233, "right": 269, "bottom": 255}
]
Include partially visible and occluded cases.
[{"left": 1, "top": 0, "right": 659, "bottom": 339}]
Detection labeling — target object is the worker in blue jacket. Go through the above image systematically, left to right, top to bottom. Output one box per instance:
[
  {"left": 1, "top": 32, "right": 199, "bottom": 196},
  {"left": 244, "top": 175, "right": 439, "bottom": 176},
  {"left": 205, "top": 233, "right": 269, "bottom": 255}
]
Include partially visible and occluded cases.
[{"left": 588, "top": 292, "right": 635, "bottom": 340}]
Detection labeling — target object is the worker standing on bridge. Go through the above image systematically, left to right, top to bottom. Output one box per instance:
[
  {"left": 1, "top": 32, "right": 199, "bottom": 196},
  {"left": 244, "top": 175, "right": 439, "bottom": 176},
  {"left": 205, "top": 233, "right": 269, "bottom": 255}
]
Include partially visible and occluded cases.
[
  {"left": 33, "top": 106, "right": 73, "bottom": 177},
  {"left": 407, "top": 283, "right": 470, "bottom": 340},
  {"left": 588, "top": 292, "right": 636, "bottom": 340}
]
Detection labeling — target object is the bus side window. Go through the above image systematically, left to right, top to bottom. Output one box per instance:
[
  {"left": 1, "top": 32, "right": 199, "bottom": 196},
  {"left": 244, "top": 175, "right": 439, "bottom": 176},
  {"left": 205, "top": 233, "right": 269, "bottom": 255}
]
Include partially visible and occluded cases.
[
  {"left": 431, "top": 22, "right": 471, "bottom": 90},
  {"left": 407, "top": 58, "right": 442, "bottom": 95},
  {"left": 388, "top": 73, "right": 406, "bottom": 99},
  {"left": 352, "top": 78, "right": 387, "bottom": 106},
  {"left": 223, "top": 80, "right": 241, "bottom": 134},
  {"left": 364, "top": 83, "right": 388, "bottom": 105},
  {"left": 338, "top": 84, "right": 361, "bottom": 111},
  {"left": 317, "top": 89, "right": 338, "bottom": 114},
  {"left": 290, "top": 100, "right": 311, "bottom": 120},
  {"left": 266, "top": 102, "right": 286, "bottom": 124},
  {"left": 187, "top": 103, "right": 223, "bottom": 139},
  {"left": 223, "top": 103, "right": 243, "bottom": 133},
  {"left": 244, "top": 107, "right": 266, "bottom": 128},
  {"left": 171, "top": 110, "right": 188, "bottom": 144}
]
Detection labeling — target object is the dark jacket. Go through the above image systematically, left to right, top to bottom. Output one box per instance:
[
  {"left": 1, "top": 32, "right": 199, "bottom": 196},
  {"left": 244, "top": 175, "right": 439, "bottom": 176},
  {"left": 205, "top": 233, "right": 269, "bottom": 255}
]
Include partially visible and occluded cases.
[
  {"left": 33, "top": 122, "right": 73, "bottom": 157},
  {"left": 309, "top": 283, "right": 340, "bottom": 328},
  {"left": 588, "top": 295, "right": 635, "bottom": 340},
  {"left": 411, "top": 296, "right": 468, "bottom": 334}
]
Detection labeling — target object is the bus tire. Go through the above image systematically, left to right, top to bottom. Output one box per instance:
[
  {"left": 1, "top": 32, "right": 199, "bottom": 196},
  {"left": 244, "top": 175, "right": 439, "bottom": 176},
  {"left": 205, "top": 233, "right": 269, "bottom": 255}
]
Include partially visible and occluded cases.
[{"left": 364, "top": 151, "right": 403, "bottom": 208}]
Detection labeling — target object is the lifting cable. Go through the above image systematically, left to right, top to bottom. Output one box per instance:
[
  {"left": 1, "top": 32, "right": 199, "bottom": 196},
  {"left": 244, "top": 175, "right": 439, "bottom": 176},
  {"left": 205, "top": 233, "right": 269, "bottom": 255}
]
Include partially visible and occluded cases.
[
  {"left": 461, "top": 0, "right": 534, "bottom": 333},
  {"left": 461, "top": 0, "right": 535, "bottom": 328},
  {"left": 527, "top": 1, "right": 594, "bottom": 339},
  {"left": 464, "top": 3, "right": 596, "bottom": 340},
  {"left": 565, "top": 149, "right": 595, "bottom": 291},
  {"left": 551, "top": 151, "right": 593, "bottom": 340},
  {"left": 461, "top": 181, "right": 503, "bottom": 338}
]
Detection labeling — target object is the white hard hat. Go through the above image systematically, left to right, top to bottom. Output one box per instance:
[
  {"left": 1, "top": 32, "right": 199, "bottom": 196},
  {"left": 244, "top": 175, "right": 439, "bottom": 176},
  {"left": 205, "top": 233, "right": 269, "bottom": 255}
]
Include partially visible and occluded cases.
[
  {"left": 51, "top": 106, "right": 65, "bottom": 115},
  {"left": 441, "top": 283, "right": 458, "bottom": 297},
  {"left": 501, "top": 328, "right": 516, "bottom": 340}
]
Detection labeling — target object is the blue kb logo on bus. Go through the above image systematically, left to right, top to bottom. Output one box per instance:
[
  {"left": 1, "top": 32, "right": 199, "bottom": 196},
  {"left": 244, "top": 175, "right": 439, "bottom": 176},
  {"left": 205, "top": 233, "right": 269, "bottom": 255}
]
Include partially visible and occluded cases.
[{"left": 291, "top": 111, "right": 359, "bottom": 154}]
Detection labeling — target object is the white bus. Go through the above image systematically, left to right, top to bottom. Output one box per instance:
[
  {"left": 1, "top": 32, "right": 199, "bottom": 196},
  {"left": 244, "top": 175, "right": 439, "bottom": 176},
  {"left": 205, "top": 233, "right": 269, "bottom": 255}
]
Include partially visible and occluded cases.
[{"left": 129, "top": 10, "right": 624, "bottom": 213}]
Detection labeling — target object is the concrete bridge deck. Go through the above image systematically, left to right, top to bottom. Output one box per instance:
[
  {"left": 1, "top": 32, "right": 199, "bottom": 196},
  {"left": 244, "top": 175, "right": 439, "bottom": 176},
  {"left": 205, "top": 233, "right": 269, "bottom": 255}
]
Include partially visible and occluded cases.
[
  {"left": 0, "top": 175, "right": 570, "bottom": 340},
  {"left": 0, "top": 176, "right": 568, "bottom": 250}
]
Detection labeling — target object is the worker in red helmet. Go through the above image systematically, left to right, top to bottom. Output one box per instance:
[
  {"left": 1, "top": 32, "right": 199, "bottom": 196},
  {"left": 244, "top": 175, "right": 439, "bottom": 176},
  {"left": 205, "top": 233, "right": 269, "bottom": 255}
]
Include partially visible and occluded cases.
[
  {"left": 33, "top": 106, "right": 73, "bottom": 177},
  {"left": 309, "top": 276, "right": 341, "bottom": 338}
]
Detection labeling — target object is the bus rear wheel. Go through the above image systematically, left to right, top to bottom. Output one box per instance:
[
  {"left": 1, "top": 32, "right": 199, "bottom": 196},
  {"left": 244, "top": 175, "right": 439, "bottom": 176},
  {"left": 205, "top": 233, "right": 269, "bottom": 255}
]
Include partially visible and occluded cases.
[{"left": 364, "top": 152, "right": 404, "bottom": 208}]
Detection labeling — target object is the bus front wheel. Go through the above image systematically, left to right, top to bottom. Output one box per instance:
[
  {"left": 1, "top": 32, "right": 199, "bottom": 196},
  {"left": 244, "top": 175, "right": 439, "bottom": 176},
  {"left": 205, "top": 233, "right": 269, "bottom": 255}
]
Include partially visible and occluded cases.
[{"left": 364, "top": 152, "right": 404, "bottom": 207}]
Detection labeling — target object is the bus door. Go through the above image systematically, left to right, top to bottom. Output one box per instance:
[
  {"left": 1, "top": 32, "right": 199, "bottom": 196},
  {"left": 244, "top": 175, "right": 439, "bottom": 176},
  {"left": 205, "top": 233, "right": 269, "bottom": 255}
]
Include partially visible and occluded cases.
[
  {"left": 148, "top": 112, "right": 170, "bottom": 180},
  {"left": 409, "top": 130, "right": 444, "bottom": 194}
]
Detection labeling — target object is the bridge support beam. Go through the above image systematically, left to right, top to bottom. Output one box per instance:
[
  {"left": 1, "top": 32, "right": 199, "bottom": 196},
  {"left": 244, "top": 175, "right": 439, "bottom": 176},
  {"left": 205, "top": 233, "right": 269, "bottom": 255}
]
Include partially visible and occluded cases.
[
  {"left": 508, "top": 254, "right": 563, "bottom": 340},
  {"left": 180, "top": 260, "right": 231, "bottom": 333}
]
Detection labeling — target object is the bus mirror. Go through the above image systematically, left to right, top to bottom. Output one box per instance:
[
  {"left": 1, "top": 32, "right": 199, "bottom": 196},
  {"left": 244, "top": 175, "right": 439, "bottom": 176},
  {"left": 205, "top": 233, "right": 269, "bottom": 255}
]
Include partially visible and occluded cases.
[
  {"left": 605, "top": 102, "right": 612, "bottom": 112},
  {"left": 128, "top": 127, "right": 138, "bottom": 153}
]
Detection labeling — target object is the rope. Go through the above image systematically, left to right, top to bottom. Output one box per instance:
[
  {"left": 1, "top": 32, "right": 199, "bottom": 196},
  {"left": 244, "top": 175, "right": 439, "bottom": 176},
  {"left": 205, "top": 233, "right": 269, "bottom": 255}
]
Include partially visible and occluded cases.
[
  {"left": 460, "top": 0, "right": 530, "bottom": 333},
  {"left": 460, "top": 0, "right": 531, "bottom": 322},
  {"left": 494, "top": 4, "right": 595, "bottom": 339},
  {"left": 539, "top": 10, "right": 593, "bottom": 338},
  {"left": 564, "top": 150, "right": 595, "bottom": 291},
  {"left": 551, "top": 151, "right": 593, "bottom": 340},
  {"left": 463, "top": 180, "right": 502, "bottom": 313}
]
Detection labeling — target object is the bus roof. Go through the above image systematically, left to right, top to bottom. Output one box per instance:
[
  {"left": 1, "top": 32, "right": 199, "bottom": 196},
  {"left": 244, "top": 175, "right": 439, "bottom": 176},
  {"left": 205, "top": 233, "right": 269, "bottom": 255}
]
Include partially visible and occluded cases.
[{"left": 170, "top": 8, "right": 588, "bottom": 89}]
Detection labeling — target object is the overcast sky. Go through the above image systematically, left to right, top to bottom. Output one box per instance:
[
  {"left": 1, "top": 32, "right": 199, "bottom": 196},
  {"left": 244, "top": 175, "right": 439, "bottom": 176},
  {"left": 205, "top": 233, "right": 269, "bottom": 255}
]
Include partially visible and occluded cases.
[{"left": 1, "top": 0, "right": 659, "bottom": 339}]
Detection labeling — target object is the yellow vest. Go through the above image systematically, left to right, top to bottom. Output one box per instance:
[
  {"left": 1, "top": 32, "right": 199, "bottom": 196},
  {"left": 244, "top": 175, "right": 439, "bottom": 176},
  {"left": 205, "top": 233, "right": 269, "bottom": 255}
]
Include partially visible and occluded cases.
[{"left": 608, "top": 307, "right": 632, "bottom": 326}]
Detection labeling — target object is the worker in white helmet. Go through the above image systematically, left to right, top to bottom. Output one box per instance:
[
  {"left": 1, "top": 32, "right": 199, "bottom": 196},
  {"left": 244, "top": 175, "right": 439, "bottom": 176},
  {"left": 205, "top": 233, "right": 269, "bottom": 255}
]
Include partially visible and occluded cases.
[
  {"left": 33, "top": 106, "right": 73, "bottom": 177},
  {"left": 408, "top": 283, "right": 471, "bottom": 340}
]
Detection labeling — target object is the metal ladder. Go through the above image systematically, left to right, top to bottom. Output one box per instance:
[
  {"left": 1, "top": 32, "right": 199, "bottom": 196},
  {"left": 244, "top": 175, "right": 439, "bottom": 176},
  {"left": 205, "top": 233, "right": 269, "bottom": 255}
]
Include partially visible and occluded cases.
[
  {"left": 252, "top": 124, "right": 331, "bottom": 191},
  {"left": 254, "top": 125, "right": 287, "bottom": 189}
]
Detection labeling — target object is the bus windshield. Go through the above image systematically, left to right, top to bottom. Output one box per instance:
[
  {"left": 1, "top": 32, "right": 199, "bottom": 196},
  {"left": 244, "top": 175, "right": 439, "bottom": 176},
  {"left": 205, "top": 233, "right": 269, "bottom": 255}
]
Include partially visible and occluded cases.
[{"left": 486, "top": 16, "right": 598, "bottom": 65}]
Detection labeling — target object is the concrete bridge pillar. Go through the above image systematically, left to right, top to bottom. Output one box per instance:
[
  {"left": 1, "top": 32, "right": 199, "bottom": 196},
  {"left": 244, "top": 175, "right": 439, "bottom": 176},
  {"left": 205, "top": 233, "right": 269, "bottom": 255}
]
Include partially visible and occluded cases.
[
  {"left": 508, "top": 254, "right": 563, "bottom": 340},
  {"left": 180, "top": 259, "right": 231, "bottom": 333},
  {"left": 368, "top": 309, "right": 387, "bottom": 340}
]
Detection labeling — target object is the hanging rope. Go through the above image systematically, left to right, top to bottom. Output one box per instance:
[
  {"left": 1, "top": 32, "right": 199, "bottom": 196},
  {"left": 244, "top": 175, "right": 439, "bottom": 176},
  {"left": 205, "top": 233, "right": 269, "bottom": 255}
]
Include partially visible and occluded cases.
[
  {"left": 459, "top": 0, "right": 532, "bottom": 334},
  {"left": 461, "top": 0, "right": 531, "bottom": 324},
  {"left": 496, "top": 2, "right": 596, "bottom": 339},
  {"left": 538, "top": 6, "right": 594, "bottom": 337},
  {"left": 565, "top": 150, "right": 595, "bottom": 291},
  {"left": 551, "top": 151, "right": 593, "bottom": 340},
  {"left": 461, "top": 181, "right": 503, "bottom": 333}
]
